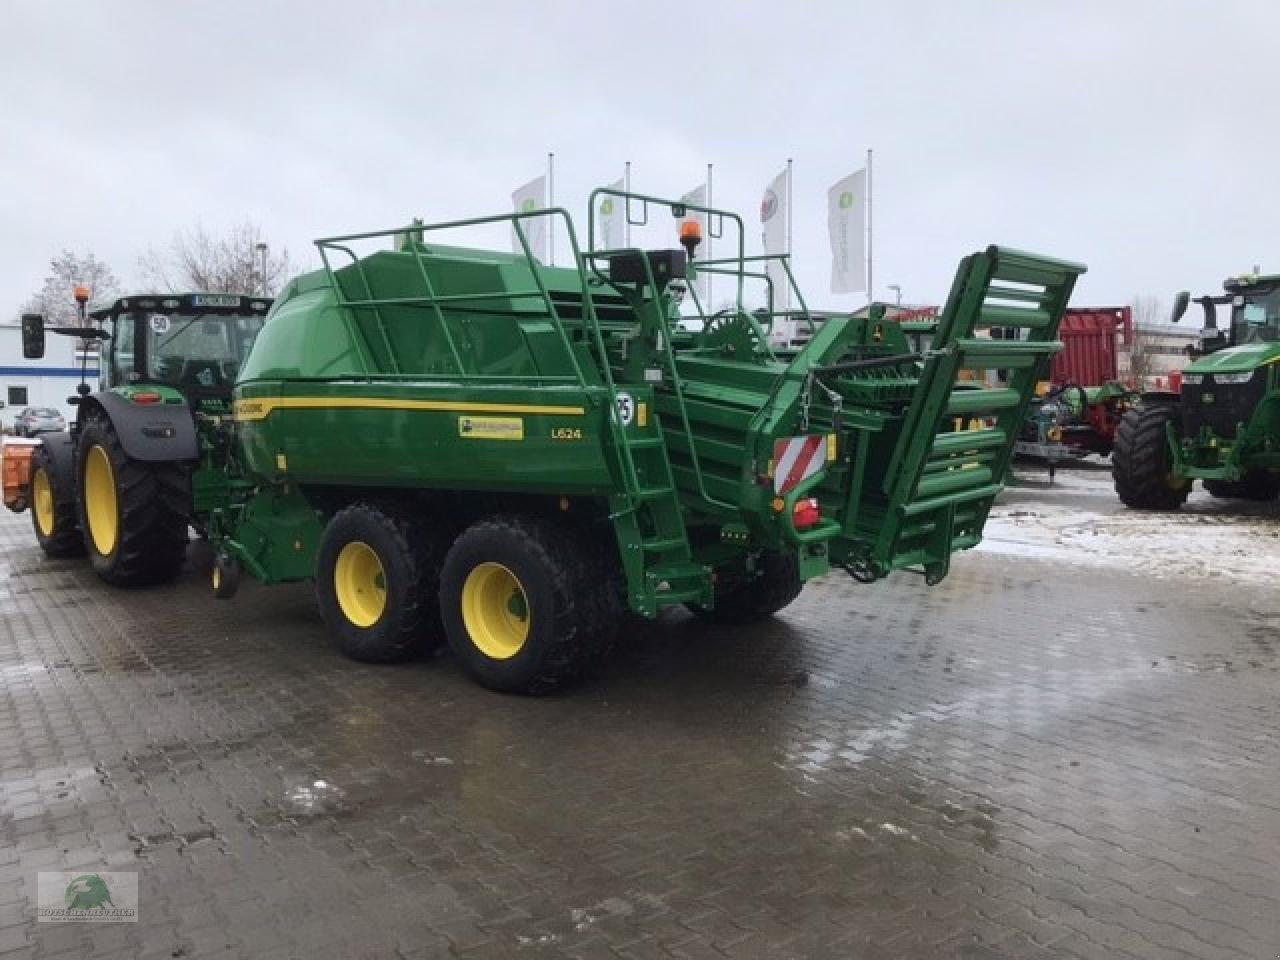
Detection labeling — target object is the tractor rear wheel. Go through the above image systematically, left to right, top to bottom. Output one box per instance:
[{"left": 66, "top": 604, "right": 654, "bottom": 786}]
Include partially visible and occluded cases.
[
  {"left": 1112, "top": 405, "right": 1191, "bottom": 510},
  {"left": 77, "top": 418, "right": 191, "bottom": 586},
  {"left": 30, "top": 446, "right": 83, "bottom": 557},
  {"left": 1204, "top": 471, "right": 1280, "bottom": 501},
  {"left": 316, "top": 502, "right": 447, "bottom": 663},
  {"left": 439, "top": 516, "right": 621, "bottom": 695},
  {"left": 691, "top": 550, "right": 803, "bottom": 624}
]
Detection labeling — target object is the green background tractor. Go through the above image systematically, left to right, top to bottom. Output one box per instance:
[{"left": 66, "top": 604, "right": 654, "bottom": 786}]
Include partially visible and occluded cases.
[
  {"left": 1113, "top": 273, "right": 1280, "bottom": 508},
  {"left": 20, "top": 292, "right": 270, "bottom": 581}
]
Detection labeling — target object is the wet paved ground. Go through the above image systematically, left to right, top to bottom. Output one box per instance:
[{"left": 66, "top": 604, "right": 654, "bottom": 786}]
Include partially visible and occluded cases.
[{"left": 3, "top": 466, "right": 1280, "bottom": 959}]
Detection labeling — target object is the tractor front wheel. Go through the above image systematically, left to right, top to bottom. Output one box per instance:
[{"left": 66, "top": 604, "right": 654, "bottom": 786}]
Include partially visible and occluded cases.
[
  {"left": 1112, "top": 406, "right": 1191, "bottom": 510},
  {"left": 78, "top": 418, "right": 190, "bottom": 586},
  {"left": 30, "top": 445, "right": 83, "bottom": 557},
  {"left": 1204, "top": 471, "right": 1280, "bottom": 501},
  {"left": 316, "top": 502, "right": 446, "bottom": 663},
  {"left": 440, "top": 516, "right": 621, "bottom": 695},
  {"left": 691, "top": 550, "right": 803, "bottom": 624}
]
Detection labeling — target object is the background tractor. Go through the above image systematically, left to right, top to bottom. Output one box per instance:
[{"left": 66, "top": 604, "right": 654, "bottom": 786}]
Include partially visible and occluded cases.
[
  {"left": 12, "top": 190, "right": 1084, "bottom": 694},
  {"left": 1113, "top": 273, "right": 1280, "bottom": 508},
  {"left": 11, "top": 290, "right": 270, "bottom": 579}
]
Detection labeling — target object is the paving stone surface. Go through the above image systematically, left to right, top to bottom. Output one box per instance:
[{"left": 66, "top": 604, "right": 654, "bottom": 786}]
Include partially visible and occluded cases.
[{"left": 2, "top": 470, "right": 1279, "bottom": 959}]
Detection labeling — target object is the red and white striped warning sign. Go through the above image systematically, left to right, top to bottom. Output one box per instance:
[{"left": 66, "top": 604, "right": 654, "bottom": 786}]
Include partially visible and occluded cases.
[{"left": 773, "top": 435, "right": 828, "bottom": 494}]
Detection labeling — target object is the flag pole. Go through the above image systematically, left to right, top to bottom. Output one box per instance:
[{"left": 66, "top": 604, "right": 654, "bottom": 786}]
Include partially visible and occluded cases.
[
  {"left": 866, "top": 148, "right": 873, "bottom": 305},
  {"left": 548, "top": 152, "right": 555, "bottom": 266},
  {"left": 785, "top": 157, "right": 794, "bottom": 255},
  {"left": 786, "top": 157, "right": 793, "bottom": 313},
  {"left": 624, "top": 160, "right": 631, "bottom": 247},
  {"left": 706, "top": 162, "right": 713, "bottom": 306}
]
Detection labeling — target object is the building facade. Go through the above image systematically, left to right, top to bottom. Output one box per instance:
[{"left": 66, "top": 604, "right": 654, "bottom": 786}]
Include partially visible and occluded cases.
[{"left": 0, "top": 322, "right": 99, "bottom": 430}]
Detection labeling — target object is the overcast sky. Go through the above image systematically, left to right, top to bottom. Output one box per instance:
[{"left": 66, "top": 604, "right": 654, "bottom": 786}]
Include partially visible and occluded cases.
[{"left": 4, "top": 0, "right": 1279, "bottom": 317}]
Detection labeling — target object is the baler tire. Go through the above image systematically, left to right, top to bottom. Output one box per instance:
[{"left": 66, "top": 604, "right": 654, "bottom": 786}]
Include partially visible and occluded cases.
[
  {"left": 1112, "top": 405, "right": 1191, "bottom": 510},
  {"left": 77, "top": 418, "right": 190, "bottom": 586},
  {"left": 30, "top": 447, "right": 84, "bottom": 558},
  {"left": 1204, "top": 471, "right": 1280, "bottom": 501},
  {"left": 316, "top": 502, "right": 446, "bottom": 663},
  {"left": 439, "top": 516, "right": 621, "bottom": 695},
  {"left": 692, "top": 550, "right": 803, "bottom": 624}
]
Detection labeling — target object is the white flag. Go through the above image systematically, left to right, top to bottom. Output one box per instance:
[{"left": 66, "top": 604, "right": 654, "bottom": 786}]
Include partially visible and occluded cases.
[
  {"left": 760, "top": 167, "right": 790, "bottom": 311},
  {"left": 828, "top": 169, "right": 867, "bottom": 294},
  {"left": 511, "top": 175, "right": 548, "bottom": 261},
  {"left": 595, "top": 178, "right": 625, "bottom": 251},
  {"left": 679, "top": 184, "right": 709, "bottom": 301}
]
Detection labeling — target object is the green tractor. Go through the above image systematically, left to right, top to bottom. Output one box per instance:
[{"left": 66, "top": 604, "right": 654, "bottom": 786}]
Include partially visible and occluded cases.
[
  {"left": 19, "top": 190, "right": 1084, "bottom": 694},
  {"left": 1113, "top": 272, "right": 1280, "bottom": 508},
  {"left": 19, "top": 291, "right": 270, "bottom": 580}
]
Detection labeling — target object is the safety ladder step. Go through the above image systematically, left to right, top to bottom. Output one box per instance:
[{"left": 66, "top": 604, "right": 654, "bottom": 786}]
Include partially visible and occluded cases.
[
  {"left": 976, "top": 304, "right": 1053, "bottom": 330},
  {"left": 953, "top": 338, "right": 1063, "bottom": 369},
  {"left": 946, "top": 388, "right": 1022, "bottom": 416},
  {"left": 930, "top": 428, "right": 1007, "bottom": 457},
  {"left": 636, "top": 485, "right": 677, "bottom": 500},
  {"left": 641, "top": 535, "right": 686, "bottom": 553},
  {"left": 646, "top": 561, "right": 706, "bottom": 584},
  {"left": 652, "top": 587, "right": 706, "bottom": 605}
]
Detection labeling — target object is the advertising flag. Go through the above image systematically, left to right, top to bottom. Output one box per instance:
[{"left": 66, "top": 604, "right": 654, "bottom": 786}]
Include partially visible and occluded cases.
[
  {"left": 760, "top": 167, "right": 790, "bottom": 311},
  {"left": 828, "top": 169, "right": 867, "bottom": 293},
  {"left": 511, "top": 175, "right": 548, "bottom": 260},
  {"left": 596, "top": 178, "right": 625, "bottom": 251},
  {"left": 679, "top": 184, "right": 709, "bottom": 300}
]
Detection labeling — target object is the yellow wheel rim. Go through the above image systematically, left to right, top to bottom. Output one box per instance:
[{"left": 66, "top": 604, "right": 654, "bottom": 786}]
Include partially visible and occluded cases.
[
  {"left": 84, "top": 446, "right": 119, "bottom": 557},
  {"left": 32, "top": 468, "right": 55, "bottom": 538},
  {"left": 334, "top": 541, "right": 387, "bottom": 628},
  {"left": 461, "top": 562, "right": 530, "bottom": 660},
  {"left": 212, "top": 566, "right": 222, "bottom": 591}
]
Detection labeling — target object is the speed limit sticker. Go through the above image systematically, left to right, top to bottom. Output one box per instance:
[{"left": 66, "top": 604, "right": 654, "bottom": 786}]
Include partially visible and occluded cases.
[{"left": 615, "top": 392, "right": 635, "bottom": 426}]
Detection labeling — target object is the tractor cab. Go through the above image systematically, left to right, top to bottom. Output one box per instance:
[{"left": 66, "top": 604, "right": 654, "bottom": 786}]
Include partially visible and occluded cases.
[
  {"left": 1172, "top": 273, "right": 1280, "bottom": 355},
  {"left": 1224, "top": 275, "right": 1280, "bottom": 346},
  {"left": 92, "top": 294, "right": 271, "bottom": 402}
]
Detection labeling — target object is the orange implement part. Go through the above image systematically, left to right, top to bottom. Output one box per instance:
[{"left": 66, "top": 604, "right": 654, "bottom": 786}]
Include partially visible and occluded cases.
[{"left": 2, "top": 439, "right": 39, "bottom": 512}]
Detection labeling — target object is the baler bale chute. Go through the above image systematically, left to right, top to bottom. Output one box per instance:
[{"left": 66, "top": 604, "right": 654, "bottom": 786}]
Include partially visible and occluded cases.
[{"left": 19, "top": 189, "right": 1085, "bottom": 694}]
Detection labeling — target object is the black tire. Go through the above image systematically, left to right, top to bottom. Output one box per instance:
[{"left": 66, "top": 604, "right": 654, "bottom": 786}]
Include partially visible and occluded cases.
[
  {"left": 1112, "top": 405, "right": 1191, "bottom": 510},
  {"left": 77, "top": 418, "right": 190, "bottom": 586},
  {"left": 29, "top": 446, "right": 83, "bottom": 557},
  {"left": 1204, "top": 471, "right": 1280, "bottom": 501},
  {"left": 315, "top": 502, "right": 446, "bottom": 663},
  {"left": 439, "top": 516, "right": 622, "bottom": 695},
  {"left": 691, "top": 550, "right": 803, "bottom": 624}
]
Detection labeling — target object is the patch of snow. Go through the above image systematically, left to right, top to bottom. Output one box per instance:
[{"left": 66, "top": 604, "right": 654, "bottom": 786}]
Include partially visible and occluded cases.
[{"left": 976, "top": 466, "right": 1280, "bottom": 586}]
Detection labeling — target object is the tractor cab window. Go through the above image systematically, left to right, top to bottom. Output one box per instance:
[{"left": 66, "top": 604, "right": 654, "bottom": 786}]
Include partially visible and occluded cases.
[
  {"left": 1232, "top": 289, "right": 1280, "bottom": 344},
  {"left": 141, "top": 312, "right": 267, "bottom": 390},
  {"left": 111, "top": 316, "right": 138, "bottom": 384}
]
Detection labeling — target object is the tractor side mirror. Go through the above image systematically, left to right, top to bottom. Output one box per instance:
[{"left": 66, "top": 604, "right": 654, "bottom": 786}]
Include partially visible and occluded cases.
[
  {"left": 1170, "top": 291, "right": 1190, "bottom": 324},
  {"left": 21, "top": 313, "right": 45, "bottom": 358}
]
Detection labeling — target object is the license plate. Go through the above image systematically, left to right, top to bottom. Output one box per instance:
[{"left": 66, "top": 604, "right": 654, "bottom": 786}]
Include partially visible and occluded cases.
[{"left": 192, "top": 294, "right": 241, "bottom": 308}]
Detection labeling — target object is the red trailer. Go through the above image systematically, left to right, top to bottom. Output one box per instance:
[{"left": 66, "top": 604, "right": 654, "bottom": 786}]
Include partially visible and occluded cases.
[{"left": 1051, "top": 306, "right": 1132, "bottom": 386}]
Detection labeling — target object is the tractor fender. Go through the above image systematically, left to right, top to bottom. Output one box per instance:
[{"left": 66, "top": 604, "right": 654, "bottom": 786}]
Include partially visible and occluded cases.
[
  {"left": 77, "top": 392, "right": 199, "bottom": 462},
  {"left": 36, "top": 432, "right": 79, "bottom": 502}
]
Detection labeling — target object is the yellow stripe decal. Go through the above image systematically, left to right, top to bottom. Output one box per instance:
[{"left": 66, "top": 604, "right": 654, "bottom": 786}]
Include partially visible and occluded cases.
[{"left": 233, "top": 396, "right": 587, "bottom": 422}]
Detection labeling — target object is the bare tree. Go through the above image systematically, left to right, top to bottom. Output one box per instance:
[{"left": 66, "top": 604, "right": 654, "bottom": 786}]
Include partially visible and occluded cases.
[
  {"left": 137, "top": 222, "right": 295, "bottom": 296},
  {"left": 24, "top": 250, "right": 120, "bottom": 326},
  {"left": 1127, "top": 294, "right": 1165, "bottom": 383}
]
